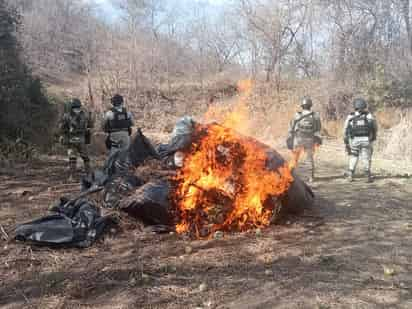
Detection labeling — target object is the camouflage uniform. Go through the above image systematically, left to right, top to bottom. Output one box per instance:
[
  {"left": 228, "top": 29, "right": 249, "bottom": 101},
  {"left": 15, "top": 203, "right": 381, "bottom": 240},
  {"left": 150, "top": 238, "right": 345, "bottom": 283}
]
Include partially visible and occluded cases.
[
  {"left": 102, "top": 95, "right": 134, "bottom": 156},
  {"left": 60, "top": 102, "right": 93, "bottom": 176},
  {"left": 288, "top": 102, "right": 322, "bottom": 181},
  {"left": 343, "top": 105, "right": 377, "bottom": 182}
]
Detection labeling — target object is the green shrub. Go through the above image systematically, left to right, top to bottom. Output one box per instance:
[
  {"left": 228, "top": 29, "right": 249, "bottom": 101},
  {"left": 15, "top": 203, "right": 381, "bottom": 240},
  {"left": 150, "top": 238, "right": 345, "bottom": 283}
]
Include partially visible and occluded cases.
[{"left": 0, "top": 0, "right": 56, "bottom": 147}]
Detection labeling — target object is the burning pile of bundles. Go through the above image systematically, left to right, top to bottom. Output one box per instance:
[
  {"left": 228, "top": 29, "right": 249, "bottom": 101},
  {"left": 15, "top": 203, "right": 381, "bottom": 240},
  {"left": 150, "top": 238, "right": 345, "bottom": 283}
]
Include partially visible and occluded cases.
[{"left": 14, "top": 117, "right": 314, "bottom": 247}]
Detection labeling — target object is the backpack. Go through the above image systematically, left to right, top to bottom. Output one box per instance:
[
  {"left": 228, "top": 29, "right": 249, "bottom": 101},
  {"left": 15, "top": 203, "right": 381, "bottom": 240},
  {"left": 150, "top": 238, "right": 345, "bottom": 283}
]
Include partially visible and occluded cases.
[
  {"left": 108, "top": 107, "right": 132, "bottom": 132},
  {"left": 69, "top": 111, "right": 88, "bottom": 135},
  {"left": 296, "top": 112, "right": 315, "bottom": 136},
  {"left": 349, "top": 113, "right": 371, "bottom": 138}
]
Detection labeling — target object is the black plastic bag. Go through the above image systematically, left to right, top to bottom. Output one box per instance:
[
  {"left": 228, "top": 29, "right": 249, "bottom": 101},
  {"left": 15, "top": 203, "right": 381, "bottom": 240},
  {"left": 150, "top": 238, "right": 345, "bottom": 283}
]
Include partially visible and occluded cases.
[
  {"left": 82, "top": 129, "right": 158, "bottom": 191},
  {"left": 121, "top": 180, "right": 173, "bottom": 227},
  {"left": 14, "top": 198, "right": 115, "bottom": 248}
]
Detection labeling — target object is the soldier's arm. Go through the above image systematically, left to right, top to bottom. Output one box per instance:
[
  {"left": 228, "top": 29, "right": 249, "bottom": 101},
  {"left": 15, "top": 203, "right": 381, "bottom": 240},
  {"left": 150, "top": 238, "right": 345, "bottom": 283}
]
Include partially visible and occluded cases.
[
  {"left": 87, "top": 111, "right": 95, "bottom": 129},
  {"left": 101, "top": 112, "right": 111, "bottom": 132},
  {"left": 127, "top": 112, "right": 134, "bottom": 135},
  {"left": 128, "top": 112, "right": 134, "bottom": 127},
  {"left": 314, "top": 112, "right": 322, "bottom": 135},
  {"left": 368, "top": 113, "right": 378, "bottom": 141},
  {"left": 60, "top": 114, "right": 70, "bottom": 134},
  {"left": 288, "top": 114, "right": 298, "bottom": 135},
  {"left": 343, "top": 116, "right": 351, "bottom": 143}
]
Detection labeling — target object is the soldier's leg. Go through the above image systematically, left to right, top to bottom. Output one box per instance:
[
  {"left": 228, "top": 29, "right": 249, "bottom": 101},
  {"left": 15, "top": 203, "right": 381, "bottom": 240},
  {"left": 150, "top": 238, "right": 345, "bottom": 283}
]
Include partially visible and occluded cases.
[
  {"left": 113, "top": 132, "right": 130, "bottom": 152},
  {"left": 107, "top": 133, "right": 119, "bottom": 157},
  {"left": 123, "top": 135, "right": 131, "bottom": 150},
  {"left": 78, "top": 143, "right": 91, "bottom": 173},
  {"left": 292, "top": 143, "right": 307, "bottom": 180},
  {"left": 348, "top": 143, "right": 360, "bottom": 181},
  {"left": 109, "top": 145, "right": 120, "bottom": 157},
  {"left": 305, "top": 145, "right": 315, "bottom": 181},
  {"left": 361, "top": 145, "right": 373, "bottom": 182},
  {"left": 67, "top": 147, "right": 77, "bottom": 180}
]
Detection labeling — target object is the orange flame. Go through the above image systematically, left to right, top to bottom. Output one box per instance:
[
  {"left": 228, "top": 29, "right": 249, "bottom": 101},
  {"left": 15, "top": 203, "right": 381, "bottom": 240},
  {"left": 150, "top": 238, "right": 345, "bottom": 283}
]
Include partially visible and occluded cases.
[
  {"left": 203, "top": 79, "right": 253, "bottom": 135},
  {"left": 172, "top": 80, "right": 296, "bottom": 237},
  {"left": 173, "top": 124, "right": 294, "bottom": 237}
]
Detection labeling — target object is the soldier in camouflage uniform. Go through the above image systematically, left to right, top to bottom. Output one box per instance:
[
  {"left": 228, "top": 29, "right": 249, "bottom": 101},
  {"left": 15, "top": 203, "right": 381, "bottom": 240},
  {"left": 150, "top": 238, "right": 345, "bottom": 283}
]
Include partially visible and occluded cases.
[
  {"left": 102, "top": 94, "right": 134, "bottom": 156},
  {"left": 287, "top": 97, "right": 322, "bottom": 182},
  {"left": 60, "top": 98, "right": 94, "bottom": 179},
  {"left": 343, "top": 98, "right": 378, "bottom": 183}
]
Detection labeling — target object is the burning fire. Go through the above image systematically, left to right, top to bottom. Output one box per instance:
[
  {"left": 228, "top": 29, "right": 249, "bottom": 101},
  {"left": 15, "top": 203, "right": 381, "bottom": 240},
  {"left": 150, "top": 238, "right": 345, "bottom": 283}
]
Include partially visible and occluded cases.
[
  {"left": 203, "top": 79, "right": 253, "bottom": 135},
  {"left": 172, "top": 80, "right": 296, "bottom": 237}
]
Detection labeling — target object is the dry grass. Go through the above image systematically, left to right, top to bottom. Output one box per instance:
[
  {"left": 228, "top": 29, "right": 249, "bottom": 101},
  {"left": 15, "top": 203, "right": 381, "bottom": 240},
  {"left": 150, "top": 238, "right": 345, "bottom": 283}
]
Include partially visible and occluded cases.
[
  {"left": 48, "top": 76, "right": 412, "bottom": 162},
  {"left": 375, "top": 107, "right": 401, "bottom": 130},
  {"left": 379, "top": 111, "right": 412, "bottom": 160},
  {"left": 2, "top": 153, "right": 412, "bottom": 308}
]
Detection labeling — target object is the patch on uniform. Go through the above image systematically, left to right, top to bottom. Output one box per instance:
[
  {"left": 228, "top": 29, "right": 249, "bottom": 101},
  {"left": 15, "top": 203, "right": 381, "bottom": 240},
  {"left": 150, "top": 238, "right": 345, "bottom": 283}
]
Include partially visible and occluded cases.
[{"left": 69, "top": 137, "right": 82, "bottom": 144}]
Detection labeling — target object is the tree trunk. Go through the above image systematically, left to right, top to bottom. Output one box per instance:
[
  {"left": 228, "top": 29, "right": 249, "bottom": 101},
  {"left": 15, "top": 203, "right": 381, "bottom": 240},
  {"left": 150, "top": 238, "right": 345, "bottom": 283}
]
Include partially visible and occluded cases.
[{"left": 401, "top": 0, "right": 412, "bottom": 55}]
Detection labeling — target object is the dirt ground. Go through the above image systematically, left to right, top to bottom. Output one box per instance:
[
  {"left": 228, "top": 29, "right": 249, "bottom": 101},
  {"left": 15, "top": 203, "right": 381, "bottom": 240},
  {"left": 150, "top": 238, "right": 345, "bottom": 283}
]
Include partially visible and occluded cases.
[{"left": 1, "top": 141, "right": 412, "bottom": 309}]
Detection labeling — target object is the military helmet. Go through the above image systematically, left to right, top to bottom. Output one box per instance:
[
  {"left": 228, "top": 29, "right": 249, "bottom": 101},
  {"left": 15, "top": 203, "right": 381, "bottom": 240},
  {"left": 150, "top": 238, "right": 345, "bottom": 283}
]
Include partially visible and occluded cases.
[
  {"left": 111, "top": 94, "right": 124, "bottom": 106},
  {"left": 301, "top": 97, "right": 313, "bottom": 109},
  {"left": 71, "top": 98, "right": 82, "bottom": 109},
  {"left": 353, "top": 98, "right": 367, "bottom": 110}
]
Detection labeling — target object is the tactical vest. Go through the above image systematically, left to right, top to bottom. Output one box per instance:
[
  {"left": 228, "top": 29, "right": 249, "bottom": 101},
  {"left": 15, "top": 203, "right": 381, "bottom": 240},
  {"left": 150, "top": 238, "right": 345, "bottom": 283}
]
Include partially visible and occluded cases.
[
  {"left": 108, "top": 107, "right": 132, "bottom": 132},
  {"left": 69, "top": 111, "right": 88, "bottom": 135},
  {"left": 296, "top": 112, "right": 315, "bottom": 136},
  {"left": 349, "top": 113, "right": 370, "bottom": 137}
]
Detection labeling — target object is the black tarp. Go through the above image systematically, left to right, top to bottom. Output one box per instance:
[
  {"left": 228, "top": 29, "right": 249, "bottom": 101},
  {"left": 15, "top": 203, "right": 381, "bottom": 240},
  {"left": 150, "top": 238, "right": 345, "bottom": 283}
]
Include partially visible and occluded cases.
[
  {"left": 103, "top": 128, "right": 159, "bottom": 179},
  {"left": 82, "top": 129, "right": 159, "bottom": 191},
  {"left": 82, "top": 129, "right": 158, "bottom": 208},
  {"left": 264, "top": 147, "right": 315, "bottom": 214},
  {"left": 120, "top": 180, "right": 173, "bottom": 227},
  {"left": 14, "top": 198, "right": 115, "bottom": 248}
]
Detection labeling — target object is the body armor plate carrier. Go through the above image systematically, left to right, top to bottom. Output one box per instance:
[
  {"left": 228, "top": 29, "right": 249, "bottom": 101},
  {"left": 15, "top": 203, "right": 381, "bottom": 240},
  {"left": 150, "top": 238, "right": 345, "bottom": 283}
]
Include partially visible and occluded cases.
[
  {"left": 108, "top": 108, "right": 132, "bottom": 132},
  {"left": 69, "top": 112, "right": 88, "bottom": 135},
  {"left": 296, "top": 112, "right": 315, "bottom": 136},
  {"left": 349, "top": 113, "right": 371, "bottom": 138}
]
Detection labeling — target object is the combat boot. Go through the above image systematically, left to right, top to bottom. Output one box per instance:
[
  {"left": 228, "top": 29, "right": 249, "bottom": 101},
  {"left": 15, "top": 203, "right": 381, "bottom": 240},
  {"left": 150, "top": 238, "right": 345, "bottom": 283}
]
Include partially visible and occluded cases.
[
  {"left": 346, "top": 170, "right": 354, "bottom": 182},
  {"left": 366, "top": 171, "right": 373, "bottom": 183}
]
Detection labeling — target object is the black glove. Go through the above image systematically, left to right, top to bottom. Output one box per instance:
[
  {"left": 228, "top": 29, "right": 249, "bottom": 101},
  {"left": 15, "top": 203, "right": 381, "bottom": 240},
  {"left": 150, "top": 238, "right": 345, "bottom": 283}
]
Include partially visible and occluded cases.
[
  {"left": 128, "top": 127, "right": 132, "bottom": 136},
  {"left": 286, "top": 135, "right": 294, "bottom": 150},
  {"left": 105, "top": 136, "right": 112, "bottom": 150},
  {"left": 314, "top": 136, "right": 322, "bottom": 146},
  {"left": 343, "top": 137, "right": 350, "bottom": 154},
  {"left": 345, "top": 143, "right": 351, "bottom": 155}
]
